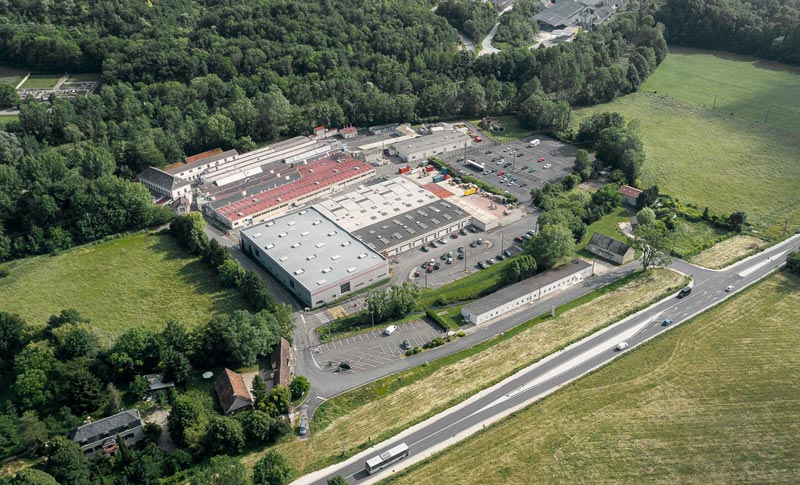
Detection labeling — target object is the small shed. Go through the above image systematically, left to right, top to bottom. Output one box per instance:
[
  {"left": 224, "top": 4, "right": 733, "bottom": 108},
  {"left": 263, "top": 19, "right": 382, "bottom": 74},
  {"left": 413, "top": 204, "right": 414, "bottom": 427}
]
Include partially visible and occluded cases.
[
  {"left": 619, "top": 185, "right": 642, "bottom": 207},
  {"left": 585, "top": 232, "right": 634, "bottom": 264},
  {"left": 144, "top": 374, "right": 175, "bottom": 397}
]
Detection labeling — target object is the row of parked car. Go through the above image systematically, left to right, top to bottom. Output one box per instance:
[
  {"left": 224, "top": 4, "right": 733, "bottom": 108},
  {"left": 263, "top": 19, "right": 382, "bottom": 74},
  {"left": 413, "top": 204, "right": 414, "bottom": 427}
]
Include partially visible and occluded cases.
[{"left": 421, "top": 227, "right": 477, "bottom": 252}]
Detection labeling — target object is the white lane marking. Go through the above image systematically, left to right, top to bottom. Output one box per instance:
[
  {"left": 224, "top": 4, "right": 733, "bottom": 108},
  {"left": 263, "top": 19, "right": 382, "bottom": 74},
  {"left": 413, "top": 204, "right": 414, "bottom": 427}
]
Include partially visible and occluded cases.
[{"left": 738, "top": 249, "right": 792, "bottom": 277}]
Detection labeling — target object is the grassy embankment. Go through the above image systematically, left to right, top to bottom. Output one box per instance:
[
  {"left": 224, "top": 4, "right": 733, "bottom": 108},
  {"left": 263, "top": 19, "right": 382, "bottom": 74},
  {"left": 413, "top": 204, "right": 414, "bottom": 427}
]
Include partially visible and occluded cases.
[
  {"left": 575, "top": 49, "right": 800, "bottom": 240},
  {"left": 0, "top": 232, "right": 247, "bottom": 345},
  {"left": 690, "top": 235, "right": 768, "bottom": 269},
  {"left": 241, "top": 269, "right": 687, "bottom": 474},
  {"left": 388, "top": 270, "right": 800, "bottom": 484}
]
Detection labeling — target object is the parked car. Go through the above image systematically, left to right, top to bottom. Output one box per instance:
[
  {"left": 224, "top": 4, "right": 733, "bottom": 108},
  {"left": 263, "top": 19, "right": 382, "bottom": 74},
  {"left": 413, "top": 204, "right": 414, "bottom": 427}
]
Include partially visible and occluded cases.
[
  {"left": 538, "top": 157, "right": 545, "bottom": 162},
  {"left": 503, "top": 162, "right": 512, "bottom": 168},
  {"left": 543, "top": 163, "right": 552, "bottom": 169},
  {"left": 497, "top": 170, "right": 505, "bottom": 176},
  {"left": 521, "top": 183, "right": 528, "bottom": 188},
  {"left": 468, "top": 226, "right": 478, "bottom": 233},
  {"left": 460, "top": 228, "right": 469, "bottom": 236},
  {"left": 526, "top": 230, "right": 536, "bottom": 236},
  {"left": 450, "top": 233, "right": 459, "bottom": 239},
  {"left": 523, "top": 233, "right": 533, "bottom": 240},
  {"left": 515, "top": 235, "right": 524, "bottom": 242},
  {"left": 477, "top": 238, "right": 483, "bottom": 245},
  {"left": 430, "top": 241, "right": 439, "bottom": 248},
  {"left": 470, "top": 241, "right": 477, "bottom": 248},
  {"left": 421, "top": 245, "right": 429, "bottom": 252},
  {"left": 458, "top": 246, "right": 465, "bottom": 253},
  {"left": 504, "top": 249, "right": 513, "bottom": 257},
  {"left": 457, "top": 253, "right": 464, "bottom": 260},
  {"left": 496, "top": 254, "right": 504, "bottom": 261},
  {"left": 446, "top": 257, "right": 453, "bottom": 264},
  {"left": 486, "top": 258, "right": 496, "bottom": 265},
  {"left": 477, "top": 261, "right": 487, "bottom": 269},
  {"left": 422, "top": 262, "right": 428, "bottom": 268},
  {"left": 434, "top": 262, "right": 440, "bottom": 270},
  {"left": 427, "top": 265, "right": 434, "bottom": 273},
  {"left": 414, "top": 270, "right": 420, "bottom": 277},
  {"left": 383, "top": 325, "right": 398, "bottom": 336},
  {"left": 401, "top": 340, "right": 412, "bottom": 350},
  {"left": 339, "top": 362, "right": 351, "bottom": 370},
  {"left": 298, "top": 419, "right": 308, "bottom": 436}
]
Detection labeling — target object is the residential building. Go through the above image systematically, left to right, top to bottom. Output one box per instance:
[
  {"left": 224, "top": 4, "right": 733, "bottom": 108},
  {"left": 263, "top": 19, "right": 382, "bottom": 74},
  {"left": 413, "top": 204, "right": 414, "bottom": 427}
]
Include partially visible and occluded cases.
[
  {"left": 340, "top": 126, "right": 358, "bottom": 139},
  {"left": 394, "top": 131, "right": 473, "bottom": 163},
  {"left": 619, "top": 185, "right": 642, "bottom": 207},
  {"left": 240, "top": 207, "right": 389, "bottom": 309},
  {"left": 585, "top": 232, "right": 634, "bottom": 264},
  {"left": 461, "top": 260, "right": 593, "bottom": 325},
  {"left": 215, "top": 368, "right": 253, "bottom": 415},
  {"left": 69, "top": 410, "right": 145, "bottom": 460}
]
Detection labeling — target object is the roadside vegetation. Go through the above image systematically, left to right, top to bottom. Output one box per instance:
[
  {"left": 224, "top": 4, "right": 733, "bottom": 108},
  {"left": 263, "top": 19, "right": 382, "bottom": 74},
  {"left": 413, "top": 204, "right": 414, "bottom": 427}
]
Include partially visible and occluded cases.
[
  {"left": 0, "top": 231, "right": 247, "bottom": 343},
  {"left": 689, "top": 235, "right": 767, "bottom": 269},
  {"left": 243, "top": 269, "right": 686, "bottom": 474},
  {"left": 388, "top": 271, "right": 800, "bottom": 484}
]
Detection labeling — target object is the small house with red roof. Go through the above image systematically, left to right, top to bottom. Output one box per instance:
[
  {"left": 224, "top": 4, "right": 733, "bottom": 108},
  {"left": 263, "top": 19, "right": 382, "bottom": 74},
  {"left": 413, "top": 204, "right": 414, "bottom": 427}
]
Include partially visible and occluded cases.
[
  {"left": 619, "top": 185, "right": 642, "bottom": 207},
  {"left": 214, "top": 369, "right": 253, "bottom": 415}
]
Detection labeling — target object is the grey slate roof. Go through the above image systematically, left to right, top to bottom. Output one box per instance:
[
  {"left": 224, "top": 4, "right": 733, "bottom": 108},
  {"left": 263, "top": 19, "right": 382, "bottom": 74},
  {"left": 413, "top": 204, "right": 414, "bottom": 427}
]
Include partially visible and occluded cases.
[
  {"left": 166, "top": 149, "right": 239, "bottom": 175},
  {"left": 138, "top": 167, "right": 189, "bottom": 190},
  {"left": 587, "top": 232, "right": 631, "bottom": 256},
  {"left": 462, "top": 260, "right": 592, "bottom": 315},
  {"left": 69, "top": 410, "right": 143, "bottom": 445}
]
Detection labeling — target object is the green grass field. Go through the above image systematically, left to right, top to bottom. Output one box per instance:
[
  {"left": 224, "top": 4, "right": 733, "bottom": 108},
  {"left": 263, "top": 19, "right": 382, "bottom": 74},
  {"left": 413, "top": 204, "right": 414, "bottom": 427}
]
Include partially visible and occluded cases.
[
  {"left": 642, "top": 47, "right": 800, "bottom": 133},
  {"left": 0, "top": 64, "right": 26, "bottom": 86},
  {"left": 65, "top": 72, "right": 100, "bottom": 83},
  {"left": 19, "top": 74, "right": 62, "bottom": 89},
  {"left": 575, "top": 91, "right": 800, "bottom": 239},
  {"left": 0, "top": 115, "right": 18, "bottom": 127},
  {"left": 473, "top": 115, "right": 537, "bottom": 144},
  {"left": 579, "top": 206, "right": 630, "bottom": 247},
  {"left": 0, "top": 232, "right": 247, "bottom": 345},
  {"left": 389, "top": 270, "right": 800, "bottom": 484}
]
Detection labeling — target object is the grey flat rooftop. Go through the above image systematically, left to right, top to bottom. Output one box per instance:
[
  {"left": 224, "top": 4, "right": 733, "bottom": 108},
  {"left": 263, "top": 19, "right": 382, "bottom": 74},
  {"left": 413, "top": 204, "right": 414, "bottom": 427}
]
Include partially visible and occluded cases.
[
  {"left": 535, "top": 1, "right": 587, "bottom": 26},
  {"left": 395, "top": 131, "right": 472, "bottom": 155},
  {"left": 314, "top": 177, "right": 439, "bottom": 232},
  {"left": 352, "top": 199, "right": 471, "bottom": 252},
  {"left": 241, "top": 207, "right": 386, "bottom": 292},
  {"left": 463, "top": 260, "right": 592, "bottom": 315}
]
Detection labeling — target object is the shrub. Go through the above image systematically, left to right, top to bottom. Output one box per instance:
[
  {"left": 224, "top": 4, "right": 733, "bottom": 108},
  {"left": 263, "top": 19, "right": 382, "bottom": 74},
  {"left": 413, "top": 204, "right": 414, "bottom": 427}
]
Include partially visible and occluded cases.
[{"left": 423, "top": 337, "right": 446, "bottom": 349}]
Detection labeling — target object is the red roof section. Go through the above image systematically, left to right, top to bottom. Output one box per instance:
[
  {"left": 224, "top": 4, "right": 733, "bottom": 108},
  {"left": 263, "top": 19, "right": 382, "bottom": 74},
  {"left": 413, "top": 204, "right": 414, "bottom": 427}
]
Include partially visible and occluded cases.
[
  {"left": 313, "top": 125, "right": 325, "bottom": 133},
  {"left": 341, "top": 127, "right": 357, "bottom": 134},
  {"left": 164, "top": 148, "right": 223, "bottom": 171},
  {"left": 215, "top": 155, "right": 373, "bottom": 221},
  {"left": 422, "top": 182, "right": 454, "bottom": 199},
  {"left": 619, "top": 185, "right": 642, "bottom": 198}
]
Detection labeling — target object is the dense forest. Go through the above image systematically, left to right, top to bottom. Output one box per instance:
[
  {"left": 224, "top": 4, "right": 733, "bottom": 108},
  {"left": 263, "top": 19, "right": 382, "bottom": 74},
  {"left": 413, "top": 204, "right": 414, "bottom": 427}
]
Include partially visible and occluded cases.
[
  {"left": 0, "top": 0, "right": 666, "bottom": 263},
  {"left": 436, "top": 0, "right": 499, "bottom": 42},
  {"left": 494, "top": 0, "right": 542, "bottom": 47},
  {"left": 657, "top": 0, "right": 800, "bottom": 64}
]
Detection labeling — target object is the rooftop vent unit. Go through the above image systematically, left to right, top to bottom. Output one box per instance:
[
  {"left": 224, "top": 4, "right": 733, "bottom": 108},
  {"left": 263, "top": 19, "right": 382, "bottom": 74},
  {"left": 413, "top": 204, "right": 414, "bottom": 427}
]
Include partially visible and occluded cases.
[
  {"left": 299, "top": 210, "right": 308, "bottom": 215},
  {"left": 237, "top": 212, "right": 243, "bottom": 217},
  {"left": 312, "top": 220, "right": 321, "bottom": 225},
  {"left": 266, "top": 221, "right": 275, "bottom": 227},
  {"left": 287, "top": 221, "right": 296, "bottom": 226},
  {"left": 300, "top": 231, "right": 310, "bottom": 236},
  {"left": 328, "top": 231, "right": 337, "bottom": 236},
  {"left": 278, "top": 232, "right": 288, "bottom": 237},
  {"left": 252, "top": 233, "right": 262, "bottom": 238},
  {"left": 341, "top": 241, "right": 351, "bottom": 247},
  {"left": 315, "top": 242, "right": 325, "bottom": 248},
  {"left": 265, "top": 243, "right": 275, "bottom": 250},
  {"left": 291, "top": 243, "right": 301, "bottom": 248},
  {"left": 357, "top": 253, "right": 367, "bottom": 259},
  {"left": 306, "top": 255, "right": 317, "bottom": 260},
  {"left": 331, "top": 255, "right": 340, "bottom": 261},
  {"left": 279, "top": 256, "right": 289, "bottom": 262},
  {"left": 347, "top": 267, "right": 357, "bottom": 273},
  {"left": 322, "top": 268, "right": 332, "bottom": 274},
  {"left": 294, "top": 269, "right": 305, "bottom": 275},
  {"left": 316, "top": 279, "right": 327, "bottom": 286}
]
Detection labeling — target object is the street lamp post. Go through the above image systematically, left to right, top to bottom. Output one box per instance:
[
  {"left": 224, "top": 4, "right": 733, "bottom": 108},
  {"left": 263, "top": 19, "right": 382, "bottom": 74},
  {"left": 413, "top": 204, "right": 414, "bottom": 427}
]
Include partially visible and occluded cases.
[{"left": 500, "top": 233, "right": 505, "bottom": 254}]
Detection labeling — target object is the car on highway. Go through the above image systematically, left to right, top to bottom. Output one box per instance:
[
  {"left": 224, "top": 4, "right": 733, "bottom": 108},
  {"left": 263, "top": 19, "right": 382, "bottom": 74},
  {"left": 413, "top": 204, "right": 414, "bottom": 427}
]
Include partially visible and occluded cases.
[
  {"left": 725, "top": 285, "right": 735, "bottom": 292},
  {"left": 677, "top": 287, "right": 692, "bottom": 298},
  {"left": 662, "top": 319, "right": 673, "bottom": 326},
  {"left": 383, "top": 325, "right": 398, "bottom": 336},
  {"left": 401, "top": 339, "right": 412, "bottom": 350},
  {"left": 615, "top": 341, "right": 629, "bottom": 351}
]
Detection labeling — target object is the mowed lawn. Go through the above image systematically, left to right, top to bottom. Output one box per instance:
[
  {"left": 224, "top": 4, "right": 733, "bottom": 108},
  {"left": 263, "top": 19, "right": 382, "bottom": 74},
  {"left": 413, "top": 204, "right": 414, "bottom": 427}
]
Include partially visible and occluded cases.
[
  {"left": 642, "top": 46, "right": 800, "bottom": 133},
  {"left": 0, "top": 64, "right": 26, "bottom": 86},
  {"left": 19, "top": 74, "right": 61, "bottom": 89},
  {"left": 574, "top": 91, "right": 800, "bottom": 238},
  {"left": 0, "top": 232, "right": 247, "bottom": 344},
  {"left": 242, "top": 269, "right": 686, "bottom": 473},
  {"left": 388, "top": 271, "right": 800, "bottom": 484}
]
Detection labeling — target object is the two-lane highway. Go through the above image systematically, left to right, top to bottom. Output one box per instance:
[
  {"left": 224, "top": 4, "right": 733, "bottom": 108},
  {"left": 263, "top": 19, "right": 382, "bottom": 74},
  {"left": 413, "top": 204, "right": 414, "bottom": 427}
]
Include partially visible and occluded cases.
[{"left": 295, "top": 234, "right": 799, "bottom": 484}]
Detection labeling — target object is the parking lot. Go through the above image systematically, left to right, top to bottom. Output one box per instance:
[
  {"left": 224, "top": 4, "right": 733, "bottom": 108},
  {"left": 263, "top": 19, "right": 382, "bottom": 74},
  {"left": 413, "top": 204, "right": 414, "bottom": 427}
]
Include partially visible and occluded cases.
[
  {"left": 440, "top": 135, "right": 576, "bottom": 204},
  {"left": 312, "top": 320, "right": 444, "bottom": 372}
]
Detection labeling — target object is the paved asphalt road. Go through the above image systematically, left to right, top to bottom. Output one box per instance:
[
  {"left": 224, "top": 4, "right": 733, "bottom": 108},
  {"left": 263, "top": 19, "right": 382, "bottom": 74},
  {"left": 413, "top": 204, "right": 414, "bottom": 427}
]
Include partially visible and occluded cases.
[{"left": 295, "top": 234, "right": 800, "bottom": 484}]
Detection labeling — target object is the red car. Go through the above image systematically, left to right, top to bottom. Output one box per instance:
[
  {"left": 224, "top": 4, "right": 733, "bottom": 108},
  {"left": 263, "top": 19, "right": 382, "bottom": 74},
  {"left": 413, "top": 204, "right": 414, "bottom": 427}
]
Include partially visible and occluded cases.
[
  {"left": 537, "top": 157, "right": 545, "bottom": 162},
  {"left": 497, "top": 170, "right": 505, "bottom": 176},
  {"left": 427, "top": 265, "right": 434, "bottom": 273}
]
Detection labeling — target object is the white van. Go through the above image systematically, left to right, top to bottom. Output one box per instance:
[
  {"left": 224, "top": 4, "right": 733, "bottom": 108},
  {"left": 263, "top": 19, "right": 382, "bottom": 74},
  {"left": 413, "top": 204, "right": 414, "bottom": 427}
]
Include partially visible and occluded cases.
[
  {"left": 529, "top": 139, "right": 541, "bottom": 147},
  {"left": 383, "top": 325, "right": 398, "bottom": 336}
]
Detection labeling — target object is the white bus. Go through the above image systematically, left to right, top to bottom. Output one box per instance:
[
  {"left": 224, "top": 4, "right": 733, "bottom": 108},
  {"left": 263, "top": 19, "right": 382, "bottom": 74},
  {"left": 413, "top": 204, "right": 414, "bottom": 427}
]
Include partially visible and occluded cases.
[
  {"left": 465, "top": 159, "right": 485, "bottom": 172},
  {"left": 365, "top": 443, "right": 409, "bottom": 475}
]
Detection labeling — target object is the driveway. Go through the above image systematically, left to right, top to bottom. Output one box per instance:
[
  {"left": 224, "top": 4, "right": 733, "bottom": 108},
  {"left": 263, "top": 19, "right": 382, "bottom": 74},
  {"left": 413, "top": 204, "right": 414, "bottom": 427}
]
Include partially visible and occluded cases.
[{"left": 312, "top": 320, "right": 443, "bottom": 372}]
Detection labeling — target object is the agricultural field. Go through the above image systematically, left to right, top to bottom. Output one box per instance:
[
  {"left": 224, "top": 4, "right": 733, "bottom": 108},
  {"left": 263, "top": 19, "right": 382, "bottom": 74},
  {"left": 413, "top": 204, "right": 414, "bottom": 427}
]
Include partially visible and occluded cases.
[
  {"left": 642, "top": 47, "right": 800, "bottom": 133},
  {"left": 0, "top": 64, "right": 26, "bottom": 86},
  {"left": 19, "top": 73, "right": 62, "bottom": 89},
  {"left": 574, "top": 91, "right": 800, "bottom": 239},
  {"left": 0, "top": 232, "right": 247, "bottom": 345},
  {"left": 241, "top": 269, "right": 686, "bottom": 473},
  {"left": 389, "top": 271, "right": 800, "bottom": 484}
]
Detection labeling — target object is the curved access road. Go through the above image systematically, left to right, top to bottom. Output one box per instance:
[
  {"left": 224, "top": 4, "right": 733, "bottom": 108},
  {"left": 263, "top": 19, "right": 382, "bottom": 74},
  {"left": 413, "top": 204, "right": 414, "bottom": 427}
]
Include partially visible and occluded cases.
[{"left": 293, "top": 234, "right": 800, "bottom": 484}]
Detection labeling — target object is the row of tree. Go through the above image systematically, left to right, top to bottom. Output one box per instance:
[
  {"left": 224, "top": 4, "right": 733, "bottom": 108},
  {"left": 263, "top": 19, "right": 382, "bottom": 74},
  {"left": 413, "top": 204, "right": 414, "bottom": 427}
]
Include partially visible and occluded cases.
[{"left": 657, "top": 0, "right": 800, "bottom": 65}]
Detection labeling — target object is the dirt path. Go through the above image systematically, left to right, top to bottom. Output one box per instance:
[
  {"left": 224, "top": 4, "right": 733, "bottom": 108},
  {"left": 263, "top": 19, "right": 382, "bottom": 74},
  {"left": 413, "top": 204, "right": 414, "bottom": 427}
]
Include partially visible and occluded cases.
[{"left": 145, "top": 409, "right": 176, "bottom": 453}]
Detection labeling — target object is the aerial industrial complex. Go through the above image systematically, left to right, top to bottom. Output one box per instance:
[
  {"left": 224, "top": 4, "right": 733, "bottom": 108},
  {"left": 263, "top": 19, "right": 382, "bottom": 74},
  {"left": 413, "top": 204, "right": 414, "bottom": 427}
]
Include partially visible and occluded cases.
[{"left": 240, "top": 207, "right": 389, "bottom": 309}]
